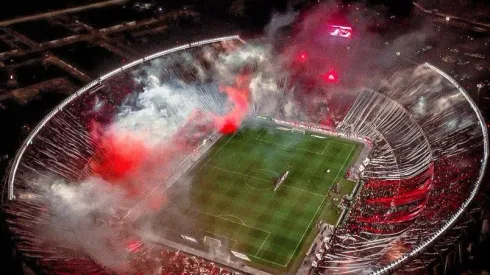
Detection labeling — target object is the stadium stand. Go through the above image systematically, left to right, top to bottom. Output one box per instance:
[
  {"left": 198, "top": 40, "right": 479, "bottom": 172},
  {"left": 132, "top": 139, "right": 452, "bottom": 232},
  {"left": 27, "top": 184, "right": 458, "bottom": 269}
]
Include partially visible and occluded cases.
[
  {"left": 2, "top": 36, "right": 486, "bottom": 275},
  {"left": 318, "top": 64, "right": 486, "bottom": 274},
  {"left": 337, "top": 88, "right": 432, "bottom": 179}
]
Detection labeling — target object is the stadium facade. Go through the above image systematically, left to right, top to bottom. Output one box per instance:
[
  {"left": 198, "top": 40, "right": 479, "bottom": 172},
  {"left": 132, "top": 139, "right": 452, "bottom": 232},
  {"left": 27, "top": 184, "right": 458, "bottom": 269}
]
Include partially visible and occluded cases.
[{"left": 2, "top": 35, "right": 488, "bottom": 275}]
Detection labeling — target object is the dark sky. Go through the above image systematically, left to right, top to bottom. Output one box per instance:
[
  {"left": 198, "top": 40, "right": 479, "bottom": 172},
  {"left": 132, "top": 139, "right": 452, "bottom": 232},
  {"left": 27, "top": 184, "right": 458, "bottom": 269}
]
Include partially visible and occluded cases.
[
  {"left": 0, "top": 0, "right": 413, "bottom": 21},
  {"left": 0, "top": 0, "right": 102, "bottom": 20}
]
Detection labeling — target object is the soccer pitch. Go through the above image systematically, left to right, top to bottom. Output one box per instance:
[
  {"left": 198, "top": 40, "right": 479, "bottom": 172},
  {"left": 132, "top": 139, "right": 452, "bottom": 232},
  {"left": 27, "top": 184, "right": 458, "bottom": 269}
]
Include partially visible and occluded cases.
[{"left": 164, "top": 122, "right": 360, "bottom": 272}]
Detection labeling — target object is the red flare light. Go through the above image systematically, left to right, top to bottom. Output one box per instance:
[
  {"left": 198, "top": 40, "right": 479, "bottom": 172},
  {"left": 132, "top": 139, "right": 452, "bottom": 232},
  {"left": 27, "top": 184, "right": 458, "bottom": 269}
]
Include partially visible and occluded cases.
[
  {"left": 298, "top": 52, "right": 308, "bottom": 62},
  {"left": 322, "top": 70, "right": 339, "bottom": 83},
  {"left": 215, "top": 74, "right": 250, "bottom": 135},
  {"left": 216, "top": 118, "right": 239, "bottom": 134},
  {"left": 91, "top": 128, "right": 149, "bottom": 183},
  {"left": 127, "top": 239, "right": 142, "bottom": 253}
]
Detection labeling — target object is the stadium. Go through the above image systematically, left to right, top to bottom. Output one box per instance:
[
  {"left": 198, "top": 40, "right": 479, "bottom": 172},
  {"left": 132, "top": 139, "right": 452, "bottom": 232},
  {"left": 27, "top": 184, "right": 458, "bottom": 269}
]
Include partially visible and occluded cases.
[{"left": 1, "top": 32, "right": 488, "bottom": 275}]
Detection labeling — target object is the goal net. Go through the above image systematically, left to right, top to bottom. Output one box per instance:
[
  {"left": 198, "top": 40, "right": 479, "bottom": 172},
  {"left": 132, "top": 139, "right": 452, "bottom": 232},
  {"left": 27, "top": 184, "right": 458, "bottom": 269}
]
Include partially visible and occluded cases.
[
  {"left": 292, "top": 128, "right": 306, "bottom": 135},
  {"left": 203, "top": 236, "right": 222, "bottom": 248}
]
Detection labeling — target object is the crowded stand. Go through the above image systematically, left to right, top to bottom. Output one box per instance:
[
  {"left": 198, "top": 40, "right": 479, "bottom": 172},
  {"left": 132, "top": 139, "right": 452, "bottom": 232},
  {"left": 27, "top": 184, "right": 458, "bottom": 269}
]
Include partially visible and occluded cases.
[
  {"left": 2, "top": 35, "right": 486, "bottom": 275},
  {"left": 3, "top": 39, "right": 246, "bottom": 274},
  {"left": 318, "top": 64, "right": 486, "bottom": 274},
  {"left": 337, "top": 88, "right": 432, "bottom": 180},
  {"left": 133, "top": 247, "right": 239, "bottom": 275}
]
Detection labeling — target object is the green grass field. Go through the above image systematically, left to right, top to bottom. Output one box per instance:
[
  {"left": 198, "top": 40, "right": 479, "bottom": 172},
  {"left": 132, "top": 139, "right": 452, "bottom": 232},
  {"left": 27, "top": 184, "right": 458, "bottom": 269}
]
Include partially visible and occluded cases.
[{"left": 162, "top": 122, "right": 360, "bottom": 272}]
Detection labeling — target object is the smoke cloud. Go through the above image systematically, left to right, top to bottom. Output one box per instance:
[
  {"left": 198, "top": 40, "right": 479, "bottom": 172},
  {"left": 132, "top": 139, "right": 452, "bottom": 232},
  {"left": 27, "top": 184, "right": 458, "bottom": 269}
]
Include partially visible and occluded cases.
[{"left": 21, "top": 2, "right": 447, "bottom": 273}]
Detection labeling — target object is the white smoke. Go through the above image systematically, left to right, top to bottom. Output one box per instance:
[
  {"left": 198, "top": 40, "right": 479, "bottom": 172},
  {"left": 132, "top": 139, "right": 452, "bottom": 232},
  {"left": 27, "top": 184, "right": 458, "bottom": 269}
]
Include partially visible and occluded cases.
[
  {"left": 22, "top": 2, "right": 454, "bottom": 274},
  {"left": 264, "top": 7, "right": 299, "bottom": 41},
  {"left": 112, "top": 82, "right": 197, "bottom": 147},
  {"left": 36, "top": 177, "right": 134, "bottom": 272}
]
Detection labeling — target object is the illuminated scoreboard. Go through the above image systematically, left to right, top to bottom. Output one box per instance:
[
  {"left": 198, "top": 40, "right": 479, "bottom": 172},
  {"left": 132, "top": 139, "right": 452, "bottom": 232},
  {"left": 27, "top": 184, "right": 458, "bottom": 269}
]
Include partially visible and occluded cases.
[{"left": 328, "top": 25, "right": 352, "bottom": 38}]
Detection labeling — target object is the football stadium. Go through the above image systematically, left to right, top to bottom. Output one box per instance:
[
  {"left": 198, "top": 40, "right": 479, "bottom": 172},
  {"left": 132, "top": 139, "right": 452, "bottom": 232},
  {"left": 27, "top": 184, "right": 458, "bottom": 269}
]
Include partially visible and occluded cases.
[
  {"left": 1, "top": 33, "right": 487, "bottom": 275},
  {"left": 160, "top": 121, "right": 362, "bottom": 272}
]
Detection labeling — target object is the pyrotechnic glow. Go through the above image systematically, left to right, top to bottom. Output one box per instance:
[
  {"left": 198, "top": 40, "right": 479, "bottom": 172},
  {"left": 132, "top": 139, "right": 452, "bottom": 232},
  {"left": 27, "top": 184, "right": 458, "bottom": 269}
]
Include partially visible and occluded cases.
[
  {"left": 4, "top": 5, "right": 488, "bottom": 275},
  {"left": 299, "top": 52, "right": 308, "bottom": 62},
  {"left": 322, "top": 69, "right": 339, "bottom": 83},
  {"left": 215, "top": 74, "right": 250, "bottom": 134},
  {"left": 90, "top": 124, "right": 149, "bottom": 186},
  {"left": 126, "top": 239, "right": 142, "bottom": 253}
]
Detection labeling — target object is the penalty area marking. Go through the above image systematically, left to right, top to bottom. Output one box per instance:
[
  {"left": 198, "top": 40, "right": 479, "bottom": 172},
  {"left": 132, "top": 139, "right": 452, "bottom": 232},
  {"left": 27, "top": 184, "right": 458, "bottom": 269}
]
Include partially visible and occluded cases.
[
  {"left": 197, "top": 131, "right": 238, "bottom": 173},
  {"left": 199, "top": 133, "right": 357, "bottom": 266},
  {"left": 198, "top": 165, "right": 326, "bottom": 265},
  {"left": 195, "top": 210, "right": 271, "bottom": 256},
  {"left": 195, "top": 210, "right": 270, "bottom": 235},
  {"left": 218, "top": 214, "right": 246, "bottom": 225},
  {"left": 204, "top": 231, "right": 238, "bottom": 249},
  {"left": 255, "top": 233, "right": 270, "bottom": 256}
]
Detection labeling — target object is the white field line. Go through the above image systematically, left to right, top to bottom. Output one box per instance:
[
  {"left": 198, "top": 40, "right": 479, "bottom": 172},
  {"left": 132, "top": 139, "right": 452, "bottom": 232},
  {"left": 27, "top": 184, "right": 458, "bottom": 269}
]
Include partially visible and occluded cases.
[
  {"left": 204, "top": 130, "right": 357, "bottom": 267},
  {"left": 197, "top": 132, "right": 238, "bottom": 172},
  {"left": 256, "top": 137, "right": 325, "bottom": 155},
  {"left": 321, "top": 140, "right": 332, "bottom": 155},
  {"left": 284, "top": 143, "right": 356, "bottom": 267},
  {"left": 205, "top": 164, "right": 324, "bottom": 196},
  {"left": 281, "top": 184, "right": 324, "bottom": 197},
  {"left": 284, "top": 192, "right": 327, "bottom": 267},
  {"left": 195, "top": 210, "right": 270, "bottom": 234},
  {"left": 196, "top": 210, "right": 271, "bottom": 256},
  {"left": 218, "top": 214, "right": 246, "bottom": 225},
  {"left": 205, "top": 231, "right": 238, "bottom": 249},
  {"left": 255, "top": 232, "right": 271, "bottom": 256}
]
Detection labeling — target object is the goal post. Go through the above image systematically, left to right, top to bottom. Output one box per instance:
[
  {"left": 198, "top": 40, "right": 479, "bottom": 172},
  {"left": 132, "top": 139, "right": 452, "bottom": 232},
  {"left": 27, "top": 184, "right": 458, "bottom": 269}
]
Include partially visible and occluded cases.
[{"left": 203, "top": 236, "right": 222, "bottom": 248}]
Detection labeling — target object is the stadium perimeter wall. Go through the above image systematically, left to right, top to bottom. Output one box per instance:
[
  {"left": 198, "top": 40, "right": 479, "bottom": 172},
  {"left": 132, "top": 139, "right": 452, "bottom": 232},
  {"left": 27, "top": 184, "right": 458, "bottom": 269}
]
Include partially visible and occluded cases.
[{"left": 2, "top": 35, "right": 487, "bottom": 275}]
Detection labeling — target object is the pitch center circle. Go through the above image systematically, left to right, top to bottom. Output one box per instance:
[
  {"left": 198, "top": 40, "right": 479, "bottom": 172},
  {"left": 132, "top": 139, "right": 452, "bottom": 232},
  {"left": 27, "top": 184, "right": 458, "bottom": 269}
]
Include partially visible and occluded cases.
[{"left": 244, "top": 169, "right": 280, "bottom": 190}]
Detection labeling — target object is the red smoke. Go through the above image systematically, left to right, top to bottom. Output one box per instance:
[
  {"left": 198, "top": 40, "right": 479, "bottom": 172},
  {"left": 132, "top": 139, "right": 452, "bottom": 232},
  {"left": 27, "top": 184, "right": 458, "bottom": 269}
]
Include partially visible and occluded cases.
[
  {"left": 299, "top": 51, "right": 308, "bottom": 62},
  {"left": 322, "top": 69, "right": 339, "bottom": 83},
  {"left": 86, "top": 74, "right": 251, "bottom": 205},
  {"left": 215, "top": 74, "right": 250, "bottom": 134},
  {"left": 89, "top": 122, "right": 149, "bottom": 197}
]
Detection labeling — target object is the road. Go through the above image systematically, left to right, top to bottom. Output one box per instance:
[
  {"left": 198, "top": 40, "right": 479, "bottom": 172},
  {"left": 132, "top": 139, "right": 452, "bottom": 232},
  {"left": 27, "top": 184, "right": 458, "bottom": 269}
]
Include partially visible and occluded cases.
[{"left": 0, "top": 0, "right": 129, "bottom": 27}]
